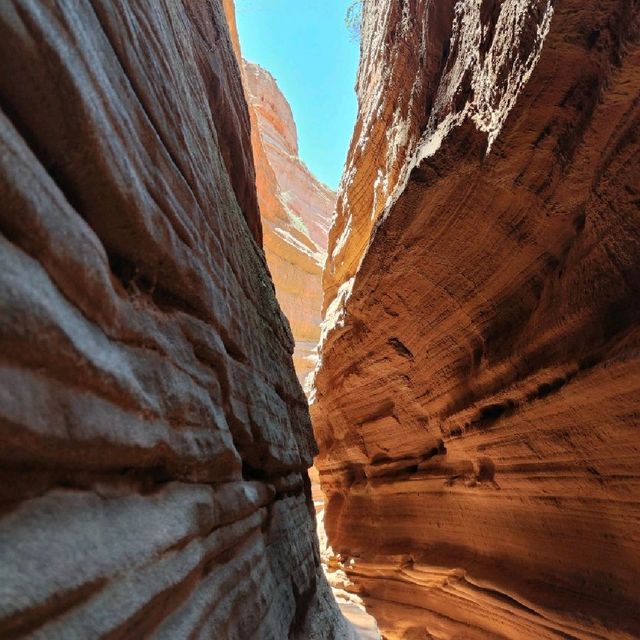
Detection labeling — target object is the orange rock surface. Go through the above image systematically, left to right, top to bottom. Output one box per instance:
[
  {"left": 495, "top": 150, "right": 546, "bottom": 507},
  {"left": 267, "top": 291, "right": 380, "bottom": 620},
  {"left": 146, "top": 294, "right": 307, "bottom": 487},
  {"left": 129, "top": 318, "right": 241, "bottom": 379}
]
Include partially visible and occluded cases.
[
  {"left": 0, "top": 1, "right": 347, "bottom": 637},
  {"left": 313, "top": 1, "right": 640, "bottom": 639},
  {"left": 243, "top": 61, "right": 335, "bottom": 389}
]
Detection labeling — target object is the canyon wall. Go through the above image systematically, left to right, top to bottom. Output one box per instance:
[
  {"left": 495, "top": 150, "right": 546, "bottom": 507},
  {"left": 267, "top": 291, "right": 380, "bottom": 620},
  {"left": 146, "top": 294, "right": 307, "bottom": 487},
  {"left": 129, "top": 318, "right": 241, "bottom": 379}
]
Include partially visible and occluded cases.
[
  {"left": 0, "top": 1, "right": 347, "bottom": 637},
  {"left": 313, "top": 1, "right": 640, "bottom": 639},
  {"left": 243, "top": 60, "right": 335, "bottom": 388}
]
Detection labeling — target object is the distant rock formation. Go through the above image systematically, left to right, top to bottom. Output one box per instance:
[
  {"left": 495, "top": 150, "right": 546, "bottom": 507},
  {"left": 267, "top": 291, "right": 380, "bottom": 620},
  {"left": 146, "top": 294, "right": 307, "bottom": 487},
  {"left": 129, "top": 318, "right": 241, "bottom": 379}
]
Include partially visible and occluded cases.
[
  {"left": 312, "top": 0, "right": 640, "bottom": 638},
  {"left": 0, "top": 1, "right": 347, "bottom": 637},
  {"left": 240, "top": 52, "right": 376, "bottom": 640},
  {"left": 242, "top": 61, "right": 335, "bottom": 389}
]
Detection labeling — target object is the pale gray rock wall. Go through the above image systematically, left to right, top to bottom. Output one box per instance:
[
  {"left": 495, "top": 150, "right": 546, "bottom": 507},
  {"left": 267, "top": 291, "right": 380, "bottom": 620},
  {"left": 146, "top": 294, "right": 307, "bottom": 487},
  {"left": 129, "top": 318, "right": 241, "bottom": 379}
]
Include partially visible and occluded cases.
[{"left": 0, "top": 1, "right": 347, "bottom": 637}]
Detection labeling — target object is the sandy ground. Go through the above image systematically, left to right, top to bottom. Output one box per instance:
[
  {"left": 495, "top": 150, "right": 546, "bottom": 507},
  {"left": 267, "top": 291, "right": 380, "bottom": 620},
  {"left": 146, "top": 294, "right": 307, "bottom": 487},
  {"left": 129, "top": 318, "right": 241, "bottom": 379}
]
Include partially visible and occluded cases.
[{"left": 310, "top": 466, "right": 381, "bottom": 640}]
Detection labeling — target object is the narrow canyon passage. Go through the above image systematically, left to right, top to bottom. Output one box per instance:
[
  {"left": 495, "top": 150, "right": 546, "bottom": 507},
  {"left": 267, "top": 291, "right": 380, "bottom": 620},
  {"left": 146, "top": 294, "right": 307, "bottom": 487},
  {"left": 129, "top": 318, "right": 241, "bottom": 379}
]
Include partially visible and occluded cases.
[
  {"left": 0, "top": 1, "right": 639, "bottom": 640},
  {"left": 230, "top": 13, "right": 380, "bottom": 636}
]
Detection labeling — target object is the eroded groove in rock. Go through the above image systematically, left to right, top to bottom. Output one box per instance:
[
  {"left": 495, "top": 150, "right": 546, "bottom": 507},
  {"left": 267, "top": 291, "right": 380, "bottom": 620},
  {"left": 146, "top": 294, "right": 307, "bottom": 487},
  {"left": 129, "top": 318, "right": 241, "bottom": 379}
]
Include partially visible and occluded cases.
[
  {"left": 313, "top": 0, "right": 640, "bottom": 638},
  {"left": 0, "top": 1, "right": 348, "bottom": 637}
]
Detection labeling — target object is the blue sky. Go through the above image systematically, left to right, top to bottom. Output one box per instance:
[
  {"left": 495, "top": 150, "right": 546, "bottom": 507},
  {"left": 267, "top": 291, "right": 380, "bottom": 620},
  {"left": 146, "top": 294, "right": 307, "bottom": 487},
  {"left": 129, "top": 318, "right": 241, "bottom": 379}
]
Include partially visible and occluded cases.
[{"left": 235, "top": 0, "right": 360, "bottom": 191}]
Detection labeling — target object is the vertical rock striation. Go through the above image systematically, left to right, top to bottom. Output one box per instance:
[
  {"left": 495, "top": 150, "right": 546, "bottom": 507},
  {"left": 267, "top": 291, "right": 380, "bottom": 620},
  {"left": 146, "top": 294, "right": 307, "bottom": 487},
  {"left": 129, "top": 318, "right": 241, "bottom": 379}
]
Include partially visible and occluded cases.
[
  {"left": 313, "top": 0, "right": 640, "bottom": 638},
  {"left": 0, "top": 1, "right": 347, "bottom": 637},
  {"left": 243, "top": 61, "right": 336, "bottom": 388}
]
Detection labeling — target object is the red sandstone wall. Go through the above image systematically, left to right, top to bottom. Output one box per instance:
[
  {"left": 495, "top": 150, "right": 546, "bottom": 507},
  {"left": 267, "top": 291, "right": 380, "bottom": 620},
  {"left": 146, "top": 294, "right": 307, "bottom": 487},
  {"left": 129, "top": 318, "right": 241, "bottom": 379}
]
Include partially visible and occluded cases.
[{"left": 313, "top": 1, "right": 640, "bottom": 638}]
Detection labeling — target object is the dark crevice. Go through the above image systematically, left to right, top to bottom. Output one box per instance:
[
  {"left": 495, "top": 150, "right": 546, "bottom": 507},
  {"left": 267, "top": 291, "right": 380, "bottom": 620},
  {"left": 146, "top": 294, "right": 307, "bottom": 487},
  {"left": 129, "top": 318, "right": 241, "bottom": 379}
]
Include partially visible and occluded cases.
[
  {"left": 388, "top": 336, "right": 414, "bottom": 359},
  {"left": 530, "top": 377, "right": 567, "bottom": 400},
  {"left": 468, "top": 399, "right": 517, "bottom": 430},
  {"left": 241, "top": 461, "right": 270, "bottom": 482},
  {"left": 0, "top": 578, "right": 108, "bottom": 640}
]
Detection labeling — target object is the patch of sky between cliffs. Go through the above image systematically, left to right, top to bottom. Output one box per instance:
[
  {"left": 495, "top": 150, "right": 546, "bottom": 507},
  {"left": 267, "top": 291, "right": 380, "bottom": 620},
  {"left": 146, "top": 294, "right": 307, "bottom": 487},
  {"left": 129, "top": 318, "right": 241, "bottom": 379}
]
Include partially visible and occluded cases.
[{"left": 235, "top": 0, "right": 360, "bottom": 191}]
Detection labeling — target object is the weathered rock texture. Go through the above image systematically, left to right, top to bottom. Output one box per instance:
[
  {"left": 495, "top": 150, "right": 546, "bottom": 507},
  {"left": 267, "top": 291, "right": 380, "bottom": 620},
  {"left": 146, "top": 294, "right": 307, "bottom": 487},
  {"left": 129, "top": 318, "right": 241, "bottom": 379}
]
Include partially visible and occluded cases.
[
  {"left": 0, "top": 1, "right": 348, "bottom": 637},
  {"left": 313, "top": 1, "right": 640, "bottom": 638},
  {"left": 242, "top": 61, "right": 335, "bottom": 388}
]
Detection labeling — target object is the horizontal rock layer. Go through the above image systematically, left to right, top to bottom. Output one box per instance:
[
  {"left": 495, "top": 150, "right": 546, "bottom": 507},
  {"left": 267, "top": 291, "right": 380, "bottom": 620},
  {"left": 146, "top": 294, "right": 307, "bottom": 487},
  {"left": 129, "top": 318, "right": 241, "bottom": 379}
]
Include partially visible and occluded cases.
[
  {"left": 313, "top": 0, "right": 640, "bottom": 638},
  {"left": 0, "top": 1, "right": 345, "bottom": 637},
  {"left": 243, "top": 61, "right": 335, "bottom": 388}
]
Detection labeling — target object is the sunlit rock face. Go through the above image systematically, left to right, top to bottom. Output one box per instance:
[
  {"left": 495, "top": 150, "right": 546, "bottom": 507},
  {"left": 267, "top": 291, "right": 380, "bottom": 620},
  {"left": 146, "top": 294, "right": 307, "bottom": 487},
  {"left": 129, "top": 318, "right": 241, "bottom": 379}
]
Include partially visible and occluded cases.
[
  {"left": 313, "top": 0, "right": 640, "bottom": 638},
  {"left": 0, "top": 1, "right": 348, "bottom": 637},
  {"left": 243, "top": 61, "right": 336, "bottom": 388}
]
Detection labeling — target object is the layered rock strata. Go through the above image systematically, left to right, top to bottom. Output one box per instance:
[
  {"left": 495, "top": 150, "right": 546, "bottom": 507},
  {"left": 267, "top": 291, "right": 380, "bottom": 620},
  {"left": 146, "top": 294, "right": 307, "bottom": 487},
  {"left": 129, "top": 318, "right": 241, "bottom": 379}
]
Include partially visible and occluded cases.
[
  {"left": 0, "top": 1, "right": 347, "bottom": 637},
  {"left": 313, "top": 1, "right": 640, "bottom": 639},
  {"left": 243, "top": 61, "right": 335, "bottom": 388}
]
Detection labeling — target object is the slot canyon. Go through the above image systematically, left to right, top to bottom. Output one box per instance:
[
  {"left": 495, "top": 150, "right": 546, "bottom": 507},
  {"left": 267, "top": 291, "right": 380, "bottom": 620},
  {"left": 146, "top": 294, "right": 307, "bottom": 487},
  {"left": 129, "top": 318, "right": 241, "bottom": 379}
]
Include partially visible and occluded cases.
[{"left": 0, "top": 1, "right": 639, "bottom": 640}]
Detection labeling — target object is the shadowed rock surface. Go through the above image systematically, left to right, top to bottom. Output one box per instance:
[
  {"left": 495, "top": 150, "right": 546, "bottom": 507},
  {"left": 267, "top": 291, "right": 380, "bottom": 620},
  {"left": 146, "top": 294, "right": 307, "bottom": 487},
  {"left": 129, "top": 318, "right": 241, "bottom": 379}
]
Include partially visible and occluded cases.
[
  {"left": 312, "top": 0, "right": 640, "bottom": 638},
  {"left": 0, "top": 1, "right": 348, "bottom": 637}
]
